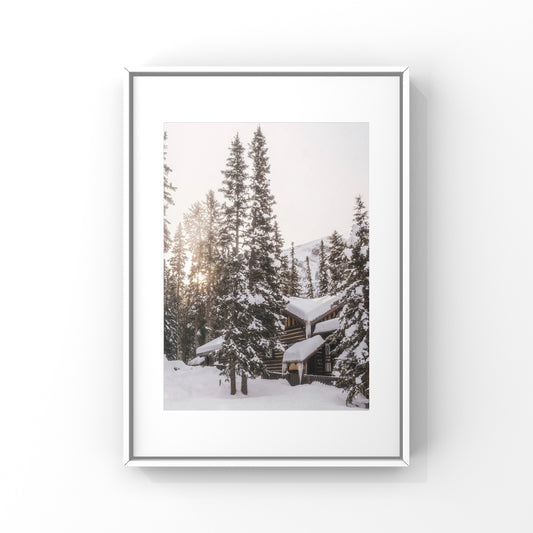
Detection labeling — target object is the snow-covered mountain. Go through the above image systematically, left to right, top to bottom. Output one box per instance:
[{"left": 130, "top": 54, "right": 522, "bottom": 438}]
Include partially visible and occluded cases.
[
  {"left": 282, "top": 225, "right": 357, "bottom": 287},
  {"left": 282, "top": 237, "right": 324, "bottom": 285}
]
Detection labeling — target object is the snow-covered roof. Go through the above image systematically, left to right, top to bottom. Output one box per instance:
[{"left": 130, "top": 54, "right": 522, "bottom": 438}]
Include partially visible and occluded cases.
[
  {"left": 285, "top": 295, "right": 341, "bottom": 324},
  {"left": 313, "top": 317, "right": 340, "bottom": 335},
  {"left": 196, "top": 335, "right": 224, "bottom": 355},
  {"left": 282, "top": 335, "right": 325, "bottom": 363},
  {"left": 188, "top": 355, "right": 206, "bottom": 366}
]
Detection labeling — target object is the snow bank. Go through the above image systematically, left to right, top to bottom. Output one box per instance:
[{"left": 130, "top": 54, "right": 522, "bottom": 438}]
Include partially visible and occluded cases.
[
  {"left": 286, "top": 294, "right": 341, "bottom": 323},
  {"left": 313, "top": 317, "right": 340, "bottom": 334},
  {"left": 196, "top": 335, "right": 224, "bottom": 355},
  {"left": 283, "top": 335, "right": 325, "bottom": 363},
  {"left": 188, "top": 355, "right": 206, "bottom": 366},
  {"left": 164, "top": 359, "right": 191, "bottom": 372},
  {"left": 164, "top": 364, "right": 357, "bottom": 410},
  {"left": 352, "top": 393, "right": 369, "bottom": 408}
]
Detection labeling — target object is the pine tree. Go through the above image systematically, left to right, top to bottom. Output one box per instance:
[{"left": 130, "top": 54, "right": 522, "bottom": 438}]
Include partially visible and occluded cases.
[
  {"left": 245, "top": 126, "right": 286, "bottom": 393},
  {"left": 163, "top": 131, "right": 176, "bottom": 254},
  {"left": 163, "top": 131, "right": 177, "bottom": 358},
  {"left": 216, "top": 133, "right": 254, "bottom": 395},
  {"left": 219, "top": 134, "right": 248, "bottom": 253},
  {"left": 203, "top": 190, "right": 222, "bottom": 341},
  {"left": 333, "top": 196, "right": 369, "bottom": 405},
  {"left": 184, "top": 201, "right": 208, "bottom": 351},
  {"left": 274, "top": 221, "right": 291, "bottom": 296},
  {"left": 169, "top": 223, "right": 186, "bottom": 359},
  {"left": 169, "top": 223, "right": 186, "bottom": 301},
  {"left": 328, "top": 230, "right": 348, "bottom": 295},
  {"left": 318, "top": 239, "right": 329, "bottom": 296},
  {"left": 288, "top": 242, "right": 300, "bottom": 296},
  {"left": 280, "top": 254, "right": 291, "bottom": 297},
  {"left": 164, "top": 256, "right": 178, "bottom": 359},
  {"left": 304, "top": 256, "right": 314, "bottom": 298},
  {"left": 179, "top": 283, "right": 199, "bottom": 362}
]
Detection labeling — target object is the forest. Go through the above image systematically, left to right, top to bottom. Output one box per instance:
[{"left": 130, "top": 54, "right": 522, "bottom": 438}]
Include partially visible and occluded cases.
[{"left": 163, "top": 126, "right": 369, "bottom": 403}]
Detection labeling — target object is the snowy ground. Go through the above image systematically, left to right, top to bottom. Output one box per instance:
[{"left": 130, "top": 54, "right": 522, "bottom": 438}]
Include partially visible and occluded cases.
[{"left": 164, "top": 360, "right": 362, "bottom": 410}]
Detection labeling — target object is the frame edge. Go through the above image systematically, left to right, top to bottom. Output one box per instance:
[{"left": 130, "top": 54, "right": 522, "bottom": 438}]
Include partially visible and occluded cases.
[
  {"left": 125, "top": 66, "right": 409, "bottom": 75},
  {"left": 124, "top": 67, "right": 411, "bottom": 467},
  {"left": 401, "top": 67, "right": 410, "bottom": 466},
  {"left": 123, "top": 69, "right": 133, "bottom": 466}
]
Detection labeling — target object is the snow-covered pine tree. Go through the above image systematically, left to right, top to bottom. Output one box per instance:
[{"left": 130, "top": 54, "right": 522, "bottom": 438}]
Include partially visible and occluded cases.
[
  {"left": 245, "top": 126, "right": 286, "bottom": 394},
  {"left": 163, "top": 131, "right": 176, "bottom": 254},
  {"left": 163, "top": 131, "right": 177, "bottom": 358},
  {"left": 216, "top": 133, "right": 255, "bottom": 395},
  {"left": 203, "top": 190, "right": 222, "bottom": 342},
  {"left": 332, "top": 196, "right": 369, "bottom": 405},
  {"left": 184, "top": 201, "right": 208, "bottom": 351},
  {"left": 273, "top": 220, "right": 291, "bottom": 296},
  {"left": 169, "top": 223, "right": 186, "bottom": 360},
  {"left": 169, "top": 223, "right": 186, "bottom": 291},
  {"left": 328, "top": 230, "right": 348, "bottom": 295},
  {"left": 318, "top": 239, "right": 329, "bottom": 296},
  {"left": 288, "top": 242, "right": 300, "bottom": 296},
  {"left": 218, "top": 252, "right": 265, "bottom": 395},
  {"left": 280, "top": 254, "right": 291, "bottom": 297},
  {"left": 304, "top": 256, "right": 314, "bottom": 298},
  {"left": 164, "top": 262, "right": 178, "bottom": 359},
  {"left": 179, "top": 283, "right": 199, "bottom": 362}
]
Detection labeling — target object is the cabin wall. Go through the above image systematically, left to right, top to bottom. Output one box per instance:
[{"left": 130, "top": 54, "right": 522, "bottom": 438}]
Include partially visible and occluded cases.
[
  {"left": 263, "top": 312, "right": 342, "bottom": 376},
  {"left": 264, "top": 321, "right": 306, "bottom": 374},
  {"left": 305, "top": 339, "right": 340, "bottom": 376}
]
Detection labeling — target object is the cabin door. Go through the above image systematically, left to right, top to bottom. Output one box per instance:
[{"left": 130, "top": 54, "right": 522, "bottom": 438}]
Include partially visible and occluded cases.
[
  {"left": 288, "top": 363, "right": 300, "bottom": 386},
  {"left": 288, "top": 371, "right": 299, "bottom": 386}
]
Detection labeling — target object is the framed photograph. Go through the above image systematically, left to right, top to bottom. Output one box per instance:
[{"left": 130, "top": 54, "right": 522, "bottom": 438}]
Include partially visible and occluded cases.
[{"left": 124, "top": 67, "right": 409, "bottom": 466}]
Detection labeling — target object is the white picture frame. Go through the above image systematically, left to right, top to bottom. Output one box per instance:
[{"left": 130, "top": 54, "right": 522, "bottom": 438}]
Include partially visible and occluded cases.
[{"left": 124, "top": 67, "right": 409, "bottom": 467}]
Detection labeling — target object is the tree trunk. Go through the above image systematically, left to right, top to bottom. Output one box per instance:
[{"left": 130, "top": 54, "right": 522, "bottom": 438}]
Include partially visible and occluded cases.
[
  {"left": 230, "top": 363, "right": 236, "bottom": 396},
  {"left": 241, "top": 373, "right": 248, "bottom": 395}
]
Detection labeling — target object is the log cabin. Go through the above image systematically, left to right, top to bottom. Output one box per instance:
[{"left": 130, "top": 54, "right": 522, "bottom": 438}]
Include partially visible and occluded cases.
[{"left": 194, "top": 295, "right": 344, "bottom": 385}]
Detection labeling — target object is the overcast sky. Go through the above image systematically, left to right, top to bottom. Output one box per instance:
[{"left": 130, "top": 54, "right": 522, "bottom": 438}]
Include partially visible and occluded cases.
[{"left": 165, "top": 122, "right": 368, "bottom": 247}]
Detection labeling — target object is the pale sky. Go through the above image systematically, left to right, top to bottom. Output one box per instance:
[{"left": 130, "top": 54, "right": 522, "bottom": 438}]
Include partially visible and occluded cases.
[{"left": 165, "top": 122, "right": 368, "bottom": 247}]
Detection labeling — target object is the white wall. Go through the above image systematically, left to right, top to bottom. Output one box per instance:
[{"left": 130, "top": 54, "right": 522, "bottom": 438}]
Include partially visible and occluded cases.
[{"left": 1, "top": 1, "right": 532, "bottom": 531}]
